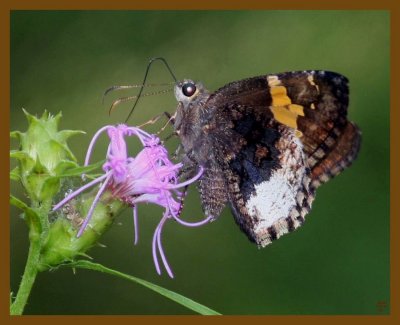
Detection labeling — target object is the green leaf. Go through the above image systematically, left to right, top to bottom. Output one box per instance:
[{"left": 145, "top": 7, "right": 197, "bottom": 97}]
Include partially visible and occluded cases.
[
  {"left": 10, "top": 130, "right": 23, "bottom": 139},
  {"left": 10, "top": 150, "right": 33, "bottom": 162},
  {"left": 56, "top": 160, "right": 105, "bottom": 178},
  {"left": 10, "top": 167, "right": 21, "bottom": 181},
  {"left": 10, "top": 195, "right": 42, "bottom": 235},
  {"left": 10, "top": 195, "right": 32, "bottom": 212},
  {"left": 65, "top": 260, "right": 221, "bottom": 315}
]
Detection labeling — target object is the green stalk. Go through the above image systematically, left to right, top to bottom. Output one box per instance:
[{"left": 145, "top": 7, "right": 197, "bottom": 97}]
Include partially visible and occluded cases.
[{"left": 10, "top": 229, "right": 41, "bottom": 315}]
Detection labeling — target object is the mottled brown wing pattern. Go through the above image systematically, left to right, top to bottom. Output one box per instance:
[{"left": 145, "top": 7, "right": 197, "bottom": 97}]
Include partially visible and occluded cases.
[
  {"left": 201, "top": 70, "right": 361, "bottom": 246},
  {"left": 208, "top": 70, "right": 361, "bottom": 189},
  {"left": 272, "top": 71, "right": 361, "bottom": 188},
  {"left": 216, "top": 121, "right": 315, "bottom": 247}
]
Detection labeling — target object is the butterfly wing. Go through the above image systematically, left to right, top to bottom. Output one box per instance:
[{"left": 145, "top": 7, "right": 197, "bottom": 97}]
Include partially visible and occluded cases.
[
  {"left": 204, "top": 71, "right": 361, "bottom": 247},
  {"left": 269, "top": 71, "right": 361, "bottom": 187}
]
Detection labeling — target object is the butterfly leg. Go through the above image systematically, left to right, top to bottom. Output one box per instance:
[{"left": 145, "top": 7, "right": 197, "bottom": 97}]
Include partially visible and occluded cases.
[
  {"left": 137, "top": 111, "right": 174, "bottom": 130},
  {"left": 176, "top": 185, "right": 188, "bottom": 219}
]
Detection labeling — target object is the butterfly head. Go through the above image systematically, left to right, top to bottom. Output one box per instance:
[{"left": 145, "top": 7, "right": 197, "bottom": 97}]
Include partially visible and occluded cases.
[{"left": 174, "top": 79, "right": 208, "bottom": 109}]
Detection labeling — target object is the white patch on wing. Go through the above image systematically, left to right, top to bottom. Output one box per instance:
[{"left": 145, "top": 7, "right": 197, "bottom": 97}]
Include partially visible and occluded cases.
[
  {"left": 245, "top": 129, "right": 307, "bottom": 233},
  {"left": 246, "top": 171, "right": 296, "bottom": 229}
]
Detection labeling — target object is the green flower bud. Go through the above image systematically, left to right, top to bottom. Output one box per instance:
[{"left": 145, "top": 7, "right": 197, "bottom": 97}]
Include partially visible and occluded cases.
[
  {"left": 10, "top": 109, "right": 83, "bottom": 210},
  {"left": 38, "top": 189, "right": 125, "bottom": 271}
]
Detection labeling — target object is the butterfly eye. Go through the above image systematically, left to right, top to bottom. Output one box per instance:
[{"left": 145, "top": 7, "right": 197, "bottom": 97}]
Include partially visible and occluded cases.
[{"left": 182, "top": 83, "right": 196, "bottom": 97}]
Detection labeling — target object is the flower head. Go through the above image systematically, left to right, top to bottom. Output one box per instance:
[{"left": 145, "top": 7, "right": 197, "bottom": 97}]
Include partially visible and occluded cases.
[{"left": 53, "top": 124, "right": 210, "bottom": 277}]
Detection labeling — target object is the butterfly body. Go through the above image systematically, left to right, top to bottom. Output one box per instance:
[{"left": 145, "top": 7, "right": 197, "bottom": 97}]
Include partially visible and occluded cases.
[{"left": 173, "top": 70, "right": 361, "bottom": 247}]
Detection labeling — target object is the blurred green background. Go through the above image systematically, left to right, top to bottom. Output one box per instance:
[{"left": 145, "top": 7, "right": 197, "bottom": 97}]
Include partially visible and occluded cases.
[{"left": 10, "top": 11, "right": 390, "bottom": 315}]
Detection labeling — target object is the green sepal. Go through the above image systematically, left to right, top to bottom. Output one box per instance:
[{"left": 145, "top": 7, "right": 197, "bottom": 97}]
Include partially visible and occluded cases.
[
  {"left": 58, "top": 129, "right": 86, "bottom": 142},
  {"left": 10, "top": 130, "right": 23, "bottom": 139},
  {"left": 10, "top": 150, "right": 35, "bottom": 169},
  {"left": 54, "top": 160, "right": 80, "bottom": 175},
  {"left": 10, "top": 167, "right": 21, "bottom": 181},
  {"left": 41, "top": 176, "right": 62, "bottom": 202},
  {"left": 10, "top": 195, "right": 42, "bottom": 239}
]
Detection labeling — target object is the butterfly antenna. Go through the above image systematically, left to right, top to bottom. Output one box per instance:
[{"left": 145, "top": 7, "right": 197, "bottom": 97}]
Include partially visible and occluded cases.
[
  {"left": 125, "top": 57, "right": 177, "bottom": 123},
  {"left": 102, "top": 83, "right": 173, "bottom": 105},
  {"left": 108, "top": 88, "right": 173, "bottom": 115}
]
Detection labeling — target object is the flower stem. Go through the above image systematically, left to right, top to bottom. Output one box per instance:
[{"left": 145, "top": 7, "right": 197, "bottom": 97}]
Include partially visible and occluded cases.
[{"left": 10, "top": 230, "right": 41, "bottom": 315}]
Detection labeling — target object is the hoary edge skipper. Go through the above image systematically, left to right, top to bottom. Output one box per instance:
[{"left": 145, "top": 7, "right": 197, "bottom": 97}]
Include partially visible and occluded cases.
[{"left": 106, "top": 57, "right": 361, "bottom": 248}]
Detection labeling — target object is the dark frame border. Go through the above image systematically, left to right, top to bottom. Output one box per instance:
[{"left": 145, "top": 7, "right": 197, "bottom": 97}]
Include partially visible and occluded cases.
[{"left": 2, "top": 1, "right": 398, "bottom": 324}]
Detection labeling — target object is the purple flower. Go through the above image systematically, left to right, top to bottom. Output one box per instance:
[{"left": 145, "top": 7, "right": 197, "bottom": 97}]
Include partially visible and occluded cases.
[{"left": 53, "top": 124, "right": 211, "bottom": 278}]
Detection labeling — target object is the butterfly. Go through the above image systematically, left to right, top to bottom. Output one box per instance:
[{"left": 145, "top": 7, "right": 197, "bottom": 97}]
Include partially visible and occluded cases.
[{"left": 171, "top": 70, "right": 361, "bottom": 247}]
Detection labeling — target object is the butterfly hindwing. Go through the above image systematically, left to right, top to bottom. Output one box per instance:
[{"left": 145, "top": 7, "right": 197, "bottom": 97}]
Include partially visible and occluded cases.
[
  {"left": 206, "top": 97, "right": 314, "bottom": 246},
  {"left": 219, "top": 120, "right": 314, "bottom": 247}
]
